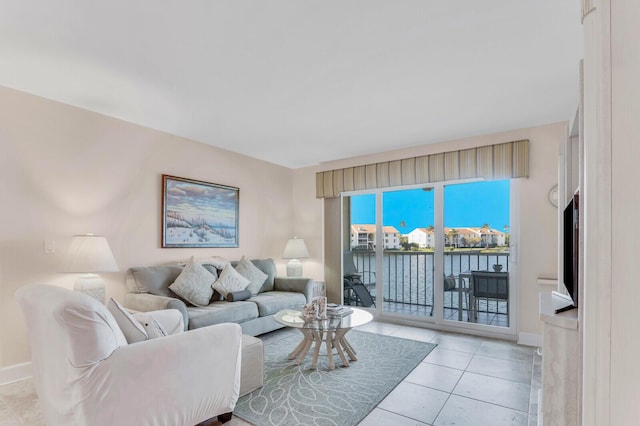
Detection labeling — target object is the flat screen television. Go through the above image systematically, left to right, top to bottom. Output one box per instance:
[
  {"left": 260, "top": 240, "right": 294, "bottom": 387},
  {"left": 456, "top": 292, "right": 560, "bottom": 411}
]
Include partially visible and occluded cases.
[{"left": 557, "top": 192, "right": 579, "bottom": 313}]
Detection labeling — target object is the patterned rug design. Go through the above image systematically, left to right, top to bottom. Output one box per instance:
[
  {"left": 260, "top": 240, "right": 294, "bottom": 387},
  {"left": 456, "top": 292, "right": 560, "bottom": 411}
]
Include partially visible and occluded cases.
[{"left": 234, "top": 330, "right": 436, "bottom": 426}]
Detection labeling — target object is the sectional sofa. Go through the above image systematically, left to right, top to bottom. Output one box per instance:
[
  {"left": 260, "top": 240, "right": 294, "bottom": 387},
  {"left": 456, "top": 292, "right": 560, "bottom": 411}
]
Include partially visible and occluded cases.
[{"left": 124, "top": 258, "right": 314, "bottom": 336}]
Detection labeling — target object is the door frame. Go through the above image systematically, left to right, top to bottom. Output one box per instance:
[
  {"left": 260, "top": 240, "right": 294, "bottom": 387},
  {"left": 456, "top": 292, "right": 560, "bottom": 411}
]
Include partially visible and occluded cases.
[{"left": 340, "top": 180, "right": 518, "bottom": 340}]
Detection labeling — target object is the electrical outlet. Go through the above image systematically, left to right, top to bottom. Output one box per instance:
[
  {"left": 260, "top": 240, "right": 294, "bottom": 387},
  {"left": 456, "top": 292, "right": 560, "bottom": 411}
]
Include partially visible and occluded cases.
[{"left": 44, "top": 240, "right": 56, "bottom": 254}]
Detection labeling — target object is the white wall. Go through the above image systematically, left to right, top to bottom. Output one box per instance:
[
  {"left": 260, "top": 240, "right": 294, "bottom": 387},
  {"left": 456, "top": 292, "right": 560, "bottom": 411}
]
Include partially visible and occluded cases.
[
  {"left": 580, "top": 0, "right": 640, "bottom": 424},
  {"left": 609, "top": 0, "right": 640, "bottom": 420},
  {"left": 0, "top": 86, "right": 295, "bottom": 369},
  {"left": 293, "top": 122, "right": 564, "bottom": 339}
]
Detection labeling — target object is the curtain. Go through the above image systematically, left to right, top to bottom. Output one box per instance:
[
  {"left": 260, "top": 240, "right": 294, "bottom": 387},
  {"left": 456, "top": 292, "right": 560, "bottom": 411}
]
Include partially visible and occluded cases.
[{"left": 316, "top": 139, "right": 529, "bottom": 198}]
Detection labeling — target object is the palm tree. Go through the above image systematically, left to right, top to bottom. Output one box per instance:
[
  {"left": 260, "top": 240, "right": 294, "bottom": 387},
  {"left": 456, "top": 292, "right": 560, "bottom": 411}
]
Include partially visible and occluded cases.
[
  {"left": 481, "top": 223, "right": 490, "bottom": 247},
  {"left": 503, "top": 224, "right": 510, "bottom": 246},
  {"left": 448, "top": 228, "right": 459, "bottom": 248}
]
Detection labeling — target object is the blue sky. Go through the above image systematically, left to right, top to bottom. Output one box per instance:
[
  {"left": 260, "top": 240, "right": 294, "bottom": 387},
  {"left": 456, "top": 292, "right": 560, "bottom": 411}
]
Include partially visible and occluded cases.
[{"left": 351, "top": 180, "right": 510, "bottom": 234}]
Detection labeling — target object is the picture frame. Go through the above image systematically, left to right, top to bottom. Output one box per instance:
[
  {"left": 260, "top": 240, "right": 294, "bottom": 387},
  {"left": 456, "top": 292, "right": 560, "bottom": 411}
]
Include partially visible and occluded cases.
[{"left": 162, "top": 174, "right": 239, "bottom": 248}]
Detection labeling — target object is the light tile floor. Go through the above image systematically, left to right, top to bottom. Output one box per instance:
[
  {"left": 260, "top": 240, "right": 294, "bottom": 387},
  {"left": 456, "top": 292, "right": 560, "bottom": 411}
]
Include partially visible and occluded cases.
[
  {"left": 0, "top": 321, "right": 541, "bottom": 426},
  {"left": 357, "top": 322, "right": 541, "bottom": 426}
]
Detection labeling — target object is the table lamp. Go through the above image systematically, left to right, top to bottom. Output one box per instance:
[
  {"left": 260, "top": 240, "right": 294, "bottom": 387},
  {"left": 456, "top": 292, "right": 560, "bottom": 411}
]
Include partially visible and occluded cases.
[
  {"left": 62, "top": 234, "right": 119, "bottom": 303},
  {"left": 282, "top": 237, "right": 309, "bottom": 277}
]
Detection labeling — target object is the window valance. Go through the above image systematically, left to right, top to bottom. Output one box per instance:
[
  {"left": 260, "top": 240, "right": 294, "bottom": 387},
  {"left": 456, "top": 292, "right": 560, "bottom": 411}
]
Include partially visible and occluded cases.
[{"left": 315, "top": 139, "right": 529, "bottom": 198}]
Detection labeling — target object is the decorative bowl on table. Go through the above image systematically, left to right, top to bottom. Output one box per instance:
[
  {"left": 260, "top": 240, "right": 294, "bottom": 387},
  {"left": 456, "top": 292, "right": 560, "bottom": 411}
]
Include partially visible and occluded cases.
[{"left": 282, "top": 311, "right": 304, "bottom": 324}]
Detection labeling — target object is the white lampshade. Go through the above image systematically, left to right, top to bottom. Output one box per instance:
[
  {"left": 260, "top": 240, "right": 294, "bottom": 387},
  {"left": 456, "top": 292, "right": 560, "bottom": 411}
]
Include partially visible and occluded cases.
[
  {"left": 62, "top": 234, "right": 119, "bottom": 273},
  {"left": 62, "top": 234, "right": 118, "bottom": 304},
  {"left": 283, "top": 237, "right": 309, "bottom": 278},
  {"left": 282, "top": 238, "right": 310, "bottom": 260}
]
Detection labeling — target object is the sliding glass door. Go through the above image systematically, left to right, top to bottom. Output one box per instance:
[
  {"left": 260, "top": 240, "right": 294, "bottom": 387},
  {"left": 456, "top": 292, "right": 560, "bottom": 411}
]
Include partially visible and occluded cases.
[
  {"left": 342, "top": 180, "right": 515, "bottom": 335},
  {"left": 442, "top": 180, "right": 511, "bottom": 328},
  {"left": 380, "top": 188, "right": 434, "bottom": 318},
  {"left": 343, "top": 194, "right": 377, "bottom": 308}
]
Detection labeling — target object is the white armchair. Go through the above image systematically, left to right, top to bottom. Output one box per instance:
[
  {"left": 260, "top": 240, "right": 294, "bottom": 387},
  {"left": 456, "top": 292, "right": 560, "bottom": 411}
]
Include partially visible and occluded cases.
[{"left": 16, "top": 284, "right": 242, "bottom": 426}]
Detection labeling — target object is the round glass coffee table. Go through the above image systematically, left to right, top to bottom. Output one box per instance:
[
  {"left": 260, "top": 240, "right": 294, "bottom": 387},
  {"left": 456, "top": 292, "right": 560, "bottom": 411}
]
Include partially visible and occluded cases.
[{"left": 274, "top": 307, "right": 373, "bottom": 370}]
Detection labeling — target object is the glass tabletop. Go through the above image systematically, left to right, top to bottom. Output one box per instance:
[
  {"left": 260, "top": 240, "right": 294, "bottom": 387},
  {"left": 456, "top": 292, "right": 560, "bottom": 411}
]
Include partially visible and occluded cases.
[{"left": 275, "top": 307, "right": 373, "bottom": 330}]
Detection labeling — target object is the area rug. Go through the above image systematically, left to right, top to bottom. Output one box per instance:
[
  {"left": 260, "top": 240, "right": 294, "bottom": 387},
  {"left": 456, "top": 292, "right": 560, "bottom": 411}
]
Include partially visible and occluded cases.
[{"left": 234, "top": 330, "right": 436, "bottom": 426}]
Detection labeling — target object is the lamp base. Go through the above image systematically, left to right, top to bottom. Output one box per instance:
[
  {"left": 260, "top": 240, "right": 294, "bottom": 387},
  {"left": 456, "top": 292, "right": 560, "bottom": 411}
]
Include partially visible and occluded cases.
[
  {"left": 286, "top": 259, "right": 303, "bottom": 278},
  {"left": 74, "top": 274, "right": 106, "bottom": 304}
]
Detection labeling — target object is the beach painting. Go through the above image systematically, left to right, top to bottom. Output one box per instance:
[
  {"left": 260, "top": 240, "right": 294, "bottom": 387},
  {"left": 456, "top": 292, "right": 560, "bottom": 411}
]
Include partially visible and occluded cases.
[{"left": 162, "top": 175, "right": 239, "bottom": 248}]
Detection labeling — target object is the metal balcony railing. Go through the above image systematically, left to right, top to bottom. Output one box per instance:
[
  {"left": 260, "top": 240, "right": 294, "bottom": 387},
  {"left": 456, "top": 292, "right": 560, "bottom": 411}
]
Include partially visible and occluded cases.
[{"left": 348, "top": 250, "right": 510, "bottom": 323}]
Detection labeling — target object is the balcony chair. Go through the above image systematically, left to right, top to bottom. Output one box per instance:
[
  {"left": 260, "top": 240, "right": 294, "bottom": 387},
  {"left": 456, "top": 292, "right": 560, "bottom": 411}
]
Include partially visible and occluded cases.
[
  {"left": 343, "top": 251, "right": 375, "bottom": 308},
  {"left": 470, "top": 271, "right": 509, "bottom": 324},
  {"left": 444, "top": 274, "right": 473, "bottom": 321},
  {"left": 428, "top": 275, "right": 472, "bottom": 321},
  {"left": 16, "top": 284, "right": 242, "bottom": 426}
]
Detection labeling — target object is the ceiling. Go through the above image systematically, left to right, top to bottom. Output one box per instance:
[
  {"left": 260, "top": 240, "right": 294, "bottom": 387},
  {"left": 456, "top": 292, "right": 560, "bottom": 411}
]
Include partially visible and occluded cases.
[{"left": 1, "top": 1, "right": 582, "bottom": 169}]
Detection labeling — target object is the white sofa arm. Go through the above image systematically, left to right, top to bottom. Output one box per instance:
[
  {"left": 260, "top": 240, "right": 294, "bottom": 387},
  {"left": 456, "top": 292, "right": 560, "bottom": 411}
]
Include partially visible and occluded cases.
[
  {"left": 125, "top": 292, "right": 189, "bottom": 331},
  {"left": 131, "top": 309, "right": 184, "bottom": 336},
  {"left": 79, "top": 323, "right": 242, "bottom": 426}
]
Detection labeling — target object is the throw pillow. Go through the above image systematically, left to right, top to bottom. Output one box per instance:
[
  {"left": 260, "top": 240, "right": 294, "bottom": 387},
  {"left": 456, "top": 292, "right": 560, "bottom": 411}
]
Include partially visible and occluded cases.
[
  {"left": 235, "top": 256, "right": 269, "bottom": 295},
  {"left": 169, "top": 257, "right": 216, "bottom": 306},
  {"left": 248, "top": 258, "right": 277, "bottom": 292},
  {"left": 212, "top": 263, "right": 251, "bottom": 297},
  {"left": 226, "top": 289, "right": 252, "bottom": 302},
  {"left": 107, "top": 298, "right": 148, "bottom": 344},
  {"left": 132, "top": 313, "right": 167, "bottom": 339}
]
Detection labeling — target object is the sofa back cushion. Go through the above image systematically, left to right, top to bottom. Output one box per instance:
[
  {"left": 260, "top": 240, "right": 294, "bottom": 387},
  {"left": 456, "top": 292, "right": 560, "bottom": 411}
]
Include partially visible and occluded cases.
[
  {"left": 127, "top": 258, "right": 277, "bottom": 299},
  {"left": 129, "top": 265, "right": 183, "bottom": 297}
]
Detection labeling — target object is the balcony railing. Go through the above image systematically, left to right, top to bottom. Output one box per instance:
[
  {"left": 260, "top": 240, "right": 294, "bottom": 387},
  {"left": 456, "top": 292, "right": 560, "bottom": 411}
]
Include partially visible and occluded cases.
[{"left": 348, "top": 250, "right": 510, "bottom": 323}]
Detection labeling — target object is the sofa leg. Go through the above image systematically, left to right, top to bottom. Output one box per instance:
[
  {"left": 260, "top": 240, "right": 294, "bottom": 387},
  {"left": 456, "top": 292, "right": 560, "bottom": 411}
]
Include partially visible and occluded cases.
[
  {"left": 194, "top": 412, "right": 232, "bottom": 426},
  {"left": 218, "top": 412, "right": 233, "bottom": 423}
]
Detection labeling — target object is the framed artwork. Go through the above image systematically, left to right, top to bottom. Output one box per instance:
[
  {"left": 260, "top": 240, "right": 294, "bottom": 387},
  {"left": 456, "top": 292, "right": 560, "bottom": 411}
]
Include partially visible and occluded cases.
[{"left": 162, "top": 174, "right": 239, "bottom": 248}]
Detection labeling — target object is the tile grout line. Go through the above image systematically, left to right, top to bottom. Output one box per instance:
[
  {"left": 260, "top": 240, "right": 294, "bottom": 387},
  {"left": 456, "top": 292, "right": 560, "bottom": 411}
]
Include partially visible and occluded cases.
[
  {"left": 429, "top": 332, "right": 483, "bottom": 425},
  {"left": 439, "top": 338, "right": 529, "bottom": 421},
  {"left": 460, "top": 370, "right": 532, "bottom": 386},
  {"left": 444, "top": 393, "right": 530, "bottom": 416},
  {"left": 372, "top": 406, "right": 432, "bottom": 425}
]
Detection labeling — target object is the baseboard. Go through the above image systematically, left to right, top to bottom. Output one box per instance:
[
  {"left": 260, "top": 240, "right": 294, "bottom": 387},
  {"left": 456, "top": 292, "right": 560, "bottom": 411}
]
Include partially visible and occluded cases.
[
  {"left": 518, "top": 332, "right": 542, "bottom": 347},
  {"left": 0, "top": 362, "right": 32, "bottom": 385}
]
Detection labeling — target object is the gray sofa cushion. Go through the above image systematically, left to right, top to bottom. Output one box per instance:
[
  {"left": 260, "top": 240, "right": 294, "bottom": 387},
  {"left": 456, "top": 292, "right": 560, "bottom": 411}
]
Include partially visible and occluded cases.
[
  {"left": 248, "top": 258, "right": 277, "bottom": 293},
  {"left": 130, "top": 265, "right": 183, "bottom": 297},
  {"left": 249, "top": 291, "right": 306, "bottom": 317},
  {"left": 186, "top": 301, "right": 259, "bottom": 330}
]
